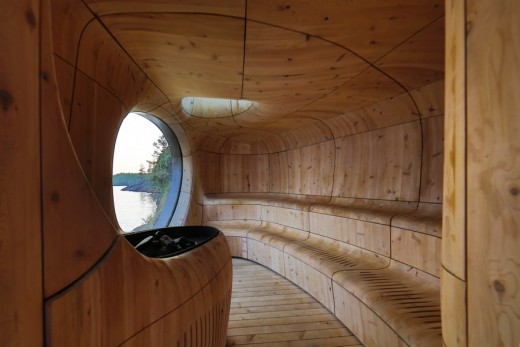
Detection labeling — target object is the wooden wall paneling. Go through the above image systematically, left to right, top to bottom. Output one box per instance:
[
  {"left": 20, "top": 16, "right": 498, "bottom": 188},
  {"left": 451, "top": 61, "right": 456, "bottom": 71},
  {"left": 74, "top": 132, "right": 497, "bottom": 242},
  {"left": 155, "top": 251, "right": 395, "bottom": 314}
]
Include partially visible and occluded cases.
[
  {"left": 42, "top": 0, "right": 118, "bottom": 297},
  {"left": 51, "top": 0, "right": 94, "bottom": 64},
  {"left": 84, "top": 0, "right": 245, "bottom": 18},
  {"left": 248, "top": 0, "right": 444, "bottom": 63},
  {"left": 466, "top": 0, "right": 520, "bottom": 345},
  {"left": 0, "top": 1, "right": 42, "bottom": 346},
  {"left": 101, "top": 13, "right": 244, "bottom": 100},
  {"left": 376, "top": 15, "right": 445, "bottom": 91},
  {"left": 76, "top": 20, "right": 160, "bottom": 109},
  {"left": 242, "top": 21, "right": 368, "bottom": 113},
  {"left": 42, "top": 52, "right": 117, "bottom": 297},
  {"left": 53, "top": 55, "right": 75, "bottom": 125},
  {"left": 299, "top": 67, "right": 406, "bottom": 119},
  {"left": 68, "top": 70, "right": 127, "bottom": 214},
  {"left": 131, "top": 78, "right": 171, "bottom": 112},
  {"left": 409, "top": 80, "right": 445, "bottom": 118},
  {"left": 356, "top": 91, "right": 419, "bottom": 130},
  {"left": 232, "top": 105, "right": 281, "bottom": 129},
  {"left": 323, "top": 112, "right": 369, "bottom": 139},
  {"left": 420, "top": 115, "right": 444, "bottom": 203},
  {"left": 185, "top": 116, "right": 240, "bottom": 138},
  {"left": 262, "top": 116, "right": 322, "bottom": 134},
  {"left": 279, "top": 121, "right": 334, "bottom": 150},
  {"left": 377, "top": 121, "right": 422, "bottom": 201},
  {"left": 333, "top": 122, "right": 421, "bottom": 201},
  {"left": 223, "top": 132, "right": 275, "bottom": 150},
  {"left": 332, "top": 132, "right": 368, "bottom": 198},
  {"left": 195, "top": 133, "right": 228, "bottom": 153},
  {"left": 263, "top": 133, "right": 288, "bottom": 153},
  {"left": 221, "top": 139, "right": 269, "bottom": 155},
  {"left": 286, "top": 141, "right": 335, "bottom": 196},
  {"left": 299, "top": 141, "right": 335, "bottom": 196},
  {"left": 286, "top": 148, "right": 301, "bottom": 195},
  {"left": 194, "top": 151, "right": 221, "bottom": 195},
  {"left": 268, "top": 151, "right": 289, "bottom": 193},
  {"left": 220, "top": 154, "right": 270, "bottom": 193},
  {"left": 391, "top": 202, "right": 442, "bottom": 237},
  {"left": 202, "top": 204, "right": 262, "bottom": 222},
  {"left": 261, "top": 206, "right": 306, "bottom": 231},
  {"left": 309, "top": 212, "right": 390, "bottom": 256},
  {"left": 390, "top": 227, "right": 441, "bottom": 277},
  {"left": 46, "top": 234, "right": 230, "bottom": 346},
  {"left": 226, "top": 236, "right": 249, "bottom": 258},
  {"left": 247, "top": 239, "right": 286, "bottom": 275},
  {"left": 284, "top": 254, "right": 335, "bottom": 312},
  {"left": 200, "top": 260, "right": 233, "bottom": 346},
  {"left": 441, "top": 269, "right": 467, "bottom": 347},
  {"left": 333, "top": 281, "right": 404, "bottom": 347},
  {"left": 120, "top": 292, "right": 204, "bottom": 346}
]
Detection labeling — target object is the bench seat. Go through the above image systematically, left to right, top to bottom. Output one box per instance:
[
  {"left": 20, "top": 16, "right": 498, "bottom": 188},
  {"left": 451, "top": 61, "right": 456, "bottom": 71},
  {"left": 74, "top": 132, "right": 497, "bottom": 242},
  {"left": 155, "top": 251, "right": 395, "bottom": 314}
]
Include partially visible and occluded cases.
[{"left": 202, "top": 193, "right": 442, "bottom": 347}]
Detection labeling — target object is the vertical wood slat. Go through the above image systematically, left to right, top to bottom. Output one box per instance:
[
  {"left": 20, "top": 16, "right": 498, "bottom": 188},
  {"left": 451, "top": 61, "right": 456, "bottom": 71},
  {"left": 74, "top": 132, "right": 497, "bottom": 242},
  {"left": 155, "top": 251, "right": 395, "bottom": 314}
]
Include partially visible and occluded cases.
[
  {"left": 442, "top": 0, "right": 467, "bottom": 281},
  {"left": 466, "top": 0, "right": 520, "bottom": 345},
  {"left": 0, "top": 1, "right": 42, "bottom": 346},
  {"left": 442, "top": 1, "right": 468, "bottom": 345}
]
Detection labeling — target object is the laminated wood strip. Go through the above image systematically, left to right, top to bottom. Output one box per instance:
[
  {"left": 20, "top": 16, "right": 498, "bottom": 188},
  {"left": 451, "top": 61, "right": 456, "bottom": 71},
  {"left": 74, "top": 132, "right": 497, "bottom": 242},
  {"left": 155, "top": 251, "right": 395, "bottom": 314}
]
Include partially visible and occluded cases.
[{"left": 227, "top": 258, "right": 362, "bottom": 346}]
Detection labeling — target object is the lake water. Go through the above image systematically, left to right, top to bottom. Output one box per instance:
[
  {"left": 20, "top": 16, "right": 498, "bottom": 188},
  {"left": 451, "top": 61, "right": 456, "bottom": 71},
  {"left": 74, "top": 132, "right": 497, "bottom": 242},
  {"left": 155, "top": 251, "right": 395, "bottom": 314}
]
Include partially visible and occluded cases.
[{"left": 113, "top": 186, "right": 157, "bottom": 232}]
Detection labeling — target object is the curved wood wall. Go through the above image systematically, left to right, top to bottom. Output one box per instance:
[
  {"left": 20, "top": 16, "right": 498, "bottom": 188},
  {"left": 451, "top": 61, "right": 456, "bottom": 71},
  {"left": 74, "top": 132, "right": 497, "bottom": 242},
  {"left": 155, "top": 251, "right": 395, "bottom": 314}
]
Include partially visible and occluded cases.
[{"left": 1, "top": 0, "right": 519, "bottom": 346}]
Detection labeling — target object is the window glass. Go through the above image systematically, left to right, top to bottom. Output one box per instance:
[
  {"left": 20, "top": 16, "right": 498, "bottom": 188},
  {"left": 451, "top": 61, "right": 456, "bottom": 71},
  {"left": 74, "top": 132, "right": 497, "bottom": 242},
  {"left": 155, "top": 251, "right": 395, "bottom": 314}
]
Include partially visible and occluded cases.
[{"left": 112, "top": 113, "right": 182, "bottom": 232}]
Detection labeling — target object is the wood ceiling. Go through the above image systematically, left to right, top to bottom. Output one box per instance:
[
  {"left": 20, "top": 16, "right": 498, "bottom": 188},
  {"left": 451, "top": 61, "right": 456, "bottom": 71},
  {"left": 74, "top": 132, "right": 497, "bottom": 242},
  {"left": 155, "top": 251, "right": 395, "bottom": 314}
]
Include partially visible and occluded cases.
[{"left": 82, "top": 0, "right": 444, "bottom": 143}]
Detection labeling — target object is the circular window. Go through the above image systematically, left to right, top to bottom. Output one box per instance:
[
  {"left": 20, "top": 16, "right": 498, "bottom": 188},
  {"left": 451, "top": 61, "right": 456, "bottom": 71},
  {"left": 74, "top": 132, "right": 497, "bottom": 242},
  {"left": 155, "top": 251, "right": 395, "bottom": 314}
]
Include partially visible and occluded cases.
[{"left": 112, "top": 113, "right": 182, "bottom": 232}]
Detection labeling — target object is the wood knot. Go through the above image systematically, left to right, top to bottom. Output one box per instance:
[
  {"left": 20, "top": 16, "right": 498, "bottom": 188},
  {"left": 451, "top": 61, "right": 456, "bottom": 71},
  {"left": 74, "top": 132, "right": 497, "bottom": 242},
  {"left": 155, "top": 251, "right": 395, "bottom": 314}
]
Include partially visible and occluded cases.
[
  {"left": 26, "top": 9, "right": 36, "bottom": 30},
  {"left": 41, "top": 71, "right": 49, "bottom": 81},
  {"left": 0, "top": 90, "right": 13, "bottom": 111},
  {"left": 510, "top": 187, "right": 519, "bottom": 196},
  {"left": 51, "top": 192, "right": 60, "bottom": 202},
  {"left": 493, "top": 280, "right": 505, "bottom": 294}
]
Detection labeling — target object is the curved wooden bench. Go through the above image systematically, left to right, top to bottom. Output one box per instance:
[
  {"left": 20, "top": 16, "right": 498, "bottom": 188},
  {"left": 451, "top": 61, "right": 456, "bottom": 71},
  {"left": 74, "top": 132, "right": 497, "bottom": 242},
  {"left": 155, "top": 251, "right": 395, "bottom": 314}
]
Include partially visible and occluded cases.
[{"left": 203, "top": 193, "right": 442, "bottom": 347}]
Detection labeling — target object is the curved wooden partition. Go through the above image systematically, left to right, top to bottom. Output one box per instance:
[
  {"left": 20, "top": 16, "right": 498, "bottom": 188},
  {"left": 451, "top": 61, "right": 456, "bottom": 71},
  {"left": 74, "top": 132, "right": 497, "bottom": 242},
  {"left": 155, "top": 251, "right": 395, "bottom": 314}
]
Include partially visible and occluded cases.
[
  {"left": 2, "top": 0, "right": 519, "bottom": 346},
  {"left": 46, "top": 0, "right": 231, "bottom": 345}
]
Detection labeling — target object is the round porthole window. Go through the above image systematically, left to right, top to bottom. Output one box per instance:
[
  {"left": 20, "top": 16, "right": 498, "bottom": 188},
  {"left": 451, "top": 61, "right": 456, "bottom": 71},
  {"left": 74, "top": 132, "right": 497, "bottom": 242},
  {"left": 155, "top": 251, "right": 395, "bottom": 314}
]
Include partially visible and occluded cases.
[{"left": 112, "top": 113, "right": 182, "bottom": 232}]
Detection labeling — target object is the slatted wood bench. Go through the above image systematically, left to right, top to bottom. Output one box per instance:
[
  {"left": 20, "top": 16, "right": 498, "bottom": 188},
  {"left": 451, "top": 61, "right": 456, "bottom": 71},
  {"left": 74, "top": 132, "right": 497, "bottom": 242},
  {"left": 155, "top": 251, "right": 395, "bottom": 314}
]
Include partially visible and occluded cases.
[{"left": 202, "top": 193, "right": 442, "bottom": 347}]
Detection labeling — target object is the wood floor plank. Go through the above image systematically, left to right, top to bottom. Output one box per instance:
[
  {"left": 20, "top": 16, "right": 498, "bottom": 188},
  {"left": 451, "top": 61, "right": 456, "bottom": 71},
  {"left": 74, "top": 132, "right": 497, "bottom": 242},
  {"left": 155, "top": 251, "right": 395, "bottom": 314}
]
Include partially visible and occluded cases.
[{"left": 227, "top": 258, "right": 363, "bottom": 346}]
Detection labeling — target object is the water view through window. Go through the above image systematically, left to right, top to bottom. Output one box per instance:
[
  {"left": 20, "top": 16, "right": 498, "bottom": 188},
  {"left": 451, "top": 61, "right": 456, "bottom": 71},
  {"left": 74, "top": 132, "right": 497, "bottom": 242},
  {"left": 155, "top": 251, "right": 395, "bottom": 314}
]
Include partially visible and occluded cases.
[{"left": 112, "top": 113, "right": 180, "bottom": 232}]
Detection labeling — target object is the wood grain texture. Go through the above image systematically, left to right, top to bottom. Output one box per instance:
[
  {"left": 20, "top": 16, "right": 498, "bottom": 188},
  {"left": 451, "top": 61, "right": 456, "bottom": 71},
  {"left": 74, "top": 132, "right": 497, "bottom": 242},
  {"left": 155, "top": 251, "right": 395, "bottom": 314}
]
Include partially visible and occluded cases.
[
  {"left": 247, "top": 0, "right": 443, "bottom": 63},
  {"left": 442, "top": 0, "right": 466, "bottom": 281},
  {"left": 466, "top": 0, "right": 520, "bottom": 345},
  {"left": 0, "top": 1, "right": 43, "bottom": 346},
  {"left": 441, "top": 1, "right": 467, "bottom": 345},
  {"left": 101, "top": 13, "right": 244, "bottom": 100},
  {"left": 42, "top": 57, "right": 117, "bottom": 296},
  {"left": 333, "top": 122, "right": 422, "bottom": 201},
  {"left": 221, "top": 154, "right": 270, "bottom": 192},
  {"left": 390, "top": 227, "right": 441, "bottom": 277},
  {"left": 46, "top": 234, "right": 232, "bottom": 346},
  {"left": 227, "top": 258, "right": 362, "bottom": 347},
  {"left": 441, "top": 269, "right": 467, "bottom": 347}
]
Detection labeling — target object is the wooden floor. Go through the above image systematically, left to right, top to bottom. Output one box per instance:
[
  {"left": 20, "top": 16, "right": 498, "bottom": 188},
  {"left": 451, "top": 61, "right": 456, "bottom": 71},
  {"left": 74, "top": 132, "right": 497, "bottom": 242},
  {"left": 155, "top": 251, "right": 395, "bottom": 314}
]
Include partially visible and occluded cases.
[{"left": 226, "top": 258, "right": 363, "bottom": 347}]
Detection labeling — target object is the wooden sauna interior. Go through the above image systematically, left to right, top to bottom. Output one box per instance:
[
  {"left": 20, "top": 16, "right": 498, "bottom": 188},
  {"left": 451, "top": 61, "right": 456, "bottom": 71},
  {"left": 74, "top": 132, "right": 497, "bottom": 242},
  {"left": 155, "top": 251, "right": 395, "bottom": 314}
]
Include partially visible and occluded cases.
[{"left": 1, "top": 0, "right": 519, "bottom": 346}]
